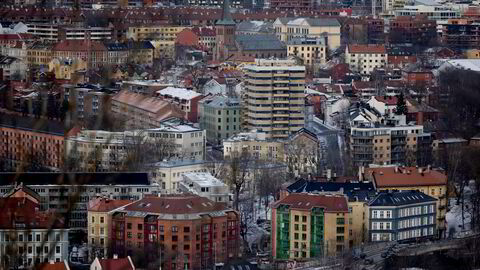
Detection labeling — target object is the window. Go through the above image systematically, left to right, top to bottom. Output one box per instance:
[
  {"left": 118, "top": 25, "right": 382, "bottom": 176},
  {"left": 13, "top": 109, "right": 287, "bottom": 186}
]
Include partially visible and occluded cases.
[
  {"left": 295, "top": 215, "right": 299, "bottom": 222},
  {"left": 92, "top": 216, "right": 95, "bottom": 223},
  {"left": 302, "top": 216, "right": 307, "bottom": 222},
  {"left": 100, "top": 217, "right": 104, "bottom": 223},
  {"left": 127, "top": 223, "right": 132, "bottom": 229},
  {"left": 138, "top": 224, "right": 143, "bottom": 230},
  {"left": 294, "top": 224, "right": 299, "bottom": 230},
  {"left": 302, "top": 224, "right": 307, "bottom": 231},
  {"left": 172, "top": 226, "right": 178, "bottom": 232},
  {"left": 184, "top": 227, "right": 190, "bottom": 233},
  {"left": 336, "top": 227, "right": 345, "bottom": 234},
  {"left": 100, "top": 228, "right": 104, "bottom": 235},
  {"left": 127, "top": 232, "right": 132, "bottom": 239},
  {"left": 138, "top": 233, "right": 143, "bottom": 239},
  {"left": 294, "top": 233, "right": 299, "bottom": 240},
  {"left": 36, "top": 234, "right": 40, "bottom": 242},
  {"left": 172, "top": 235, "right": 178, "bottom": 242},
  {"left": 100, "top": 238, "right": 105, "bottom": 245},
  {"left": 28, "top": 246, "right": 33, "bottom": 254},
  {"left": 56, "top": 246, "right": 60, "bottom": 254}
]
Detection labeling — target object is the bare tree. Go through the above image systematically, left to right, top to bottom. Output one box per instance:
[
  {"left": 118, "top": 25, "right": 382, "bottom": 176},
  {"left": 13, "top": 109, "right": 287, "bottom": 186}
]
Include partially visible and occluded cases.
[{"left": 225, "top": 151, "right": 251, "bottom": 211}]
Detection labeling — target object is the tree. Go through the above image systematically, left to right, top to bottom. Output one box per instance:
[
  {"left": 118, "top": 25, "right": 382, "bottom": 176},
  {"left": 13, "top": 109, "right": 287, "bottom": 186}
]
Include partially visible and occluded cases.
[
  {"left": 395, "top": 93, "right": 408, "bottom": 115},
  {"left": 226, "top": 151, "right": 251, "bottom": 211},
  {"left": 255, "top": 162, "right": 286, "bottom": 220}
]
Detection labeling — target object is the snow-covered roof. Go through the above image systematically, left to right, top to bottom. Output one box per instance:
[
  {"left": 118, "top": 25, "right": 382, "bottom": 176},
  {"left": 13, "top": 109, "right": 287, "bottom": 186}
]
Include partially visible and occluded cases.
[
  {"left": 441, "top": 59, "right": 480, "bottom": 72},
  {"left": 157, "top": 87, "right": 202, "bottom": 100},
  {"left": 182, "top": 172, "right": 226, "bottom": 187}
]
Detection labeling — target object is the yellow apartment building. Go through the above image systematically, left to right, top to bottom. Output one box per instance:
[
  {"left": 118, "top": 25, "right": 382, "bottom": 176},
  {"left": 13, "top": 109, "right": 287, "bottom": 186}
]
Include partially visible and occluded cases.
[{"left": 127, "top": 25, "right": 189, "bottom": 41}]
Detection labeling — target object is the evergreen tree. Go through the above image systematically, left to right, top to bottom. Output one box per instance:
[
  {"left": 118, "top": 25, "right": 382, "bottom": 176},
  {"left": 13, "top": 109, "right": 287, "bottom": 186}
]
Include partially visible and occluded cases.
[{"left": 395, "top": 93, "right": 408, "bottom": 115}]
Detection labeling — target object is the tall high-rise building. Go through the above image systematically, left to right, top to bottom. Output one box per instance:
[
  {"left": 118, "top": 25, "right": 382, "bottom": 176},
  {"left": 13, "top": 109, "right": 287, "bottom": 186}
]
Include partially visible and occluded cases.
[{"left": 244, "top": 59, "right": 305, "bottom": 139}]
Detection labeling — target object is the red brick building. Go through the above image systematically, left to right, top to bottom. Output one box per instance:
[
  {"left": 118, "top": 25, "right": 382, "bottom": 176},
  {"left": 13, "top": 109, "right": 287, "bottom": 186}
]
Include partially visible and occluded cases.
[
  {"left": 389, "top": 15, "right": 437, "bottom": 45},
  {"left": 402, "top": 66, "right": 434, "bottom": 86},
  {"left": 109, "top": 195, "right": 241, "bottom": 270}
]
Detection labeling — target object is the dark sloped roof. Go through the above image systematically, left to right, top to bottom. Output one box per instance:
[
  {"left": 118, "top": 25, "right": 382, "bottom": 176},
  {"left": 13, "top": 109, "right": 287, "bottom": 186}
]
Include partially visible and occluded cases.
[
  {"left": 305, "top": 18, "right": 340, "bottom": 27},
  {"left": 236, "top": 34, "right": 286, "bottom": 51},
  {"left": 0, "top": 113, "right": 65, "bottom": 135},
  {"left": 0, "top": 172, "right": 150, "bottom": 186},
  {"left": 286, "top": 179, "right": 376, "bottom": 201},
  {"left": 368, "top": 190, "right": 437, "bottom": 207},
  {"left": 272, "top": 193, "right": 349, "bottom": 212}
]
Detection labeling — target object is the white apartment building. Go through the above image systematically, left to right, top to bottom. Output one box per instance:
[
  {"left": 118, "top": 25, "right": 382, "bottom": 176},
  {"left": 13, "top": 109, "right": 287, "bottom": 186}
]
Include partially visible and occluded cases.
[
  {"left": 394, "top": 5, "right": 461, "bottom": 21},
  {"left": 27, "top": 23, "right": 58, "bottom": 41},
  {"left": 287, "top": 37, "right": 327, "bottom": 67},
  {"left": 345, "top": 44, "right": 387, "bottom": 75},
  {"left": 244, "top": 59, "right": 305, "bottom": 139},
  {"left": 156, "top": 87, "right": 203, "bottom": 123},
  {"left": 66, "top": 119, "right": 206, "bottom": 171},
  {"left": 149, "top": 159, "right": 209, "bottom": 193},
  {"left": 179, "top": 172, "right": 233, "bottom": 206}
]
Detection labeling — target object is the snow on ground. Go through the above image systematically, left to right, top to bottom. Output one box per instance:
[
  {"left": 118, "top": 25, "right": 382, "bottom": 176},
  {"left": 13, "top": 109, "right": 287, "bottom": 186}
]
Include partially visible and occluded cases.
[{"left": 446, "top": 185, "right": 474, "bottom": 238}]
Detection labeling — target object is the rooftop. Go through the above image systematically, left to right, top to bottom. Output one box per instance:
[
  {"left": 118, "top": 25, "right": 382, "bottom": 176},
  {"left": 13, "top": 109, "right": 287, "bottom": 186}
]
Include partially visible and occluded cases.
[
  {"left": 236, "top": 34, "right": 286, "bottom": 51},
  {"left": 348, "top": 44, "right": 386, "bottom": 54},
  {"left": 157, "top": 86, "right": 202, "bottom": 100},
  {"left": 203, "top": 95, "right": 241, "bottom": 109},
  {"left": 0, "top": 113, "right": 65, "bottom": 136},
  {"left": 367, "top": 166, "right": 447, "bottom": 188},
  {"left": 0, "top": 172, "right": 150, "bottom": 186},
  {"left": 182, "top": 172, "right": 226, "bottom": 187},
  {"left": 369, "top": 190, "right": 437, "bottom": 207},
  {"left": 272, "top": 193, "right": 349, "bottom": 212},
  {"left": 120, "top": 195, "right": 230, "bottom": 215},
  {"left": 87, "top": 198, "right": 133, "bottom": 212},
  {"left": 98, "top": 257, "right": 134, "bottom": 270}
]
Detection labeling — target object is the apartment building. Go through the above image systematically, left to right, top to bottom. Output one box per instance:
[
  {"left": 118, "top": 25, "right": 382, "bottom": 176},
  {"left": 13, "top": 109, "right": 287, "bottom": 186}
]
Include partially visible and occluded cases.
[
  {"left": 394, "top": 5, "right": 461, "bottom": 21},
  {"left": 389, "top": 15, "right": 437, "bottom": 45},
  {"left": 343, "top": 17, "right": 385, "bottom": 44},
  {"left": 273, "top": 18, "right": 341, "bottom": 50},
  {"left": 442, "top": 19, "right": 480, "bottom": 49},
  {"left": 27, "top": 23, "right": 59, "bottom": 41},
  {"left": 57, "top": 25, "right": 113, "bottom": 41},
  {"left": 127, "top": 25, "right": 188, "bottom": 41},
  {"left": 287, "top": 37, "right": 327, "bottom": 67},
  {"left": 150, "top": 39, "right": 176, "bottom": 60},
  {"left": 52, "top": 40, "right": 107, "bottom": 69},
  {"left": 127, "top": 41, "right": 154, "bottom": 66},
  {"left": 27, "top": 42, "right": 53, "bottom": 67},
  {"left": 105, "top": 42, "right": 129, "bottom": 65},
  {"left": 345, "top": 44, "right": 387, "bottom": 75},
  {"left": 0, "top": 55, "right": 28, "bottom": 80},
  {"left": 48, "top": 57, "right": 87, "bottom": 81},
  {"left": 244, "top": 59, "right": 305, "bottom": 139},
  {"left": 62, "top": 85, "right": 112, "bottom": 121},
  {"left": 156, "top": 87, "right": 203, "bottom": 123},
  {"left": 111, "top": 90, "right": 185, "bottom": 129},
  {"left": 198, "top": 95, "right": 242, "bottom": 145},
  {"left": 0, "top": 114, "right": 66, "bottom": 170},
  {"left": 65, "top": 119, "right": 205, "bottom": 172},
  {"left": 349, "top": 124, "right": 431, "bottom": 167},
  {"left": 223, "top": 131, "right": 284, "bottom": 161},
  {"left": 149, "top": 159, "right": 208, "bottom": 193},
  {"left": 363, "top": 166, "right": 448, "bottom": 237},
  {"left": 179, "top": 172, "right": 233, "bottom": 206},
  {"left": 0, "top": 173, "right": 160, "bottom": 229},
  {"left": 283, "top": 179, "right": 376, "bottom": 248},
  {"left": 368, "top": 190, "right": 437, "bottom": 242},
  {"left": 0, "top": 191, "right": 69, "bottom": 268},
  {"left": 272, "top": 193, "right": 350, "bottom": 258},
  {"left": 108, "top": 195, "right": 241, "bottom": 270},
  {"left": 87, "top": 198, "right": 133, "bottom": 260}
]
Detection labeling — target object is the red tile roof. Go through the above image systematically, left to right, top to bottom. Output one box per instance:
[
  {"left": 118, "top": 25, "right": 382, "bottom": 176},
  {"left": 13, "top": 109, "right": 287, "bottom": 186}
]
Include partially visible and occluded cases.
[
  {"left": 53, "top": 40, "right": 107, "bottom": 52},
  {"left": 348, "top": 44, "right": 386, "bottom": 54},
  {"left": 374, "top": 96, "right": 398, "bottom": 105},
  {"left": 367, "top": 167, "right": 447, "bottom": 188},
  {"left": 272, "top": 193, "right": 349, "bottom": 213},
  {"left": 120, "top": 195, "right": 230, "bottom": 215},
  {"left": 0, "top": 197, "right": 66, "bottom": 229},
  {"left": 88, "top": 198, "right": 132, "bottom": 212},
  {"left": 99, "top": 258, "right": 133, "bottom": 270},
  {"left": 35, "top": 261, "right": 69, "bottom": 270}
]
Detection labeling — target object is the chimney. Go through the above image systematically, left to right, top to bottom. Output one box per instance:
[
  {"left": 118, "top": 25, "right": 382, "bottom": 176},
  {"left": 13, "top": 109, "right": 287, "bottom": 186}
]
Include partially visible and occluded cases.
[
  {"left": 394, "top": 166, "right": 398, "bottom": 173},
  {"left": 418, "top": 167, "right": 423, "bottom": 174},
  {"left": 327, "top": 169, "right": 332, "bottom": 180},
  {"left": 113, "top": 254, "right": 118, "bottom": 259}
]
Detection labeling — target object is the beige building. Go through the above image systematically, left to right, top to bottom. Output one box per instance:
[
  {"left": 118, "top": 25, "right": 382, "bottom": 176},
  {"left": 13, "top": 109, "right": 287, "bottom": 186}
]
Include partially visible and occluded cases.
[
  {"left": 273, "top": 18, "right": 341, "bottom": 51},
  {"left": 127, "top": 25, "right": 188, "bottom": 41},
  {"left": 287, "top": 37, "right": 327, "bottom": 67},
  {"left": 150, "top": 39, "right": 175, "bottom": 59},
  {"left": 27, "top": 42, "right": 53, "bottom": 67},
  {"left": 345, "top": 44, "right": 387, "bottom": 75},
  {"left": 465, "top": 49, "right": 480, "bottom": 59},
  {"left": 48, "top": 57, "right": 87, "bottom": 81},
  {"left": 244, "top": 59, "right": 305, "bottom": 139},
  {"left": 223, "top": 131, "right": 285, "bottom": 161},
  {"left": 149, "top": 159, "right": 209, "bottom": 193},
  {"left": 363, "top": 166, "right": 448, "bottom": 237},
  {"left": 87, "top": 198, "right": 132, "bottom": 260}
]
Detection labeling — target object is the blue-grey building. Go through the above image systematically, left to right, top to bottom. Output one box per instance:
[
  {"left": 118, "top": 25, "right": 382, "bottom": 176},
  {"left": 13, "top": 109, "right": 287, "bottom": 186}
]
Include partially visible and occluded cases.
[{"left": 368, "top": 190, "right": 437, "bottom": 242}]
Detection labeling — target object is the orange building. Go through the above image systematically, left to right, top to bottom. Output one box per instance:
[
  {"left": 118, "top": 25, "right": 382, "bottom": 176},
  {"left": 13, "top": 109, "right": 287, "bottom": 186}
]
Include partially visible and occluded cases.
[
  {"left": 0, "top": 114, "right": 74, "bottom": 170},
  {"left": 109, "top": 195, "right": 241, "bottom": 270}
]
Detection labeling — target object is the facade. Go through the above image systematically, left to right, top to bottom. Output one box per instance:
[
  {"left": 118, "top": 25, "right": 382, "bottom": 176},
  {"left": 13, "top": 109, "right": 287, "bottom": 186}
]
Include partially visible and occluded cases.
[
  {"left": 394, "top": 5, "right": 461, "bottom": 21},
  {"left": 389, "top": 15, "right": 437, "bottom": 45},
  {"left": 273, "top": 18, "right": 341, "bottom": 50},
  {"left": 343, "top": 18, "right": 385, "bottom": 45},
  {"left": 442, "top": 19, "right": 480, "bottom": 49},
  {"left": 26, "top": 23, "right": 59, "bottom": 41},
  {"left": 57, "top": 25, "right": 113, "bottom": 41},
  {"left": 127, "top": 26, "right": 188, "bottom": 41},
  {"left": 287, "top": 37, "right": 327, "bottom": 67},
  {"left": 52, "top": 40, "right": 107, "bottom": 69},
  {"left": 127, "top": 41, "right": 154, "bottom": 66},
  {"left": 27, "top": 42, "right": 53, "bottom": 67},
  {"left": 105, "top": 42, "right": 129, "bottom": 65},
  {"left": 345, "top": 44, "right": 387, "bottom": 75},
  {"left": 0, "top": 55, "right": 28, "bottom": 80},
  {"left": 48, "top": 57, "right": 87, "bottom": 81},
  {"left": 244, "top": 59, "right": 305, "bottom": 139},
  {"left": 63, "top": 85, "right": 112, "bottom": 121},
  {"left": 156, "top": 87, "right": 204, "bottom": 123},
  {"left": 111, "top": 90, "right": 185, "bottom": 129},
  {"left": 198, "top": 95, "right": 242, "bottom": 145},
  {"left": 0, "top": 114, "right": 66, "bottom": 170},
  {"left": 65, "top": 119, "right": 205, "bottom": 172},
  {"left": 349, "top": 124, "right": 432, "bottom": 167},
  {"left": 223, "top": 131, "right": 284, "bottom": 161},
  {"left": 149, "top": 159, "right": 209, "bottom": 193},
  {"left": 363, "top": 166, "right": 448, "bottom": 237},
  {"left": 179, "top": 172, "right": 232, "bottom": 206},
  {"left": 0, "top": 173, "right": 160, "bottom": 229},
  {"left": 283, "top": 179, "right": 376, "bottom": 248},
  {"left": 0, "top": 189, "right": 69, "bottom": 268},
  {"left": 368, "top": 190, "right": 437, "bottom": 242},
  {"left": 272, "top": 193, "right": 350, "bottom": 258},
  {"left": 108, "top": 195, "right": 241, "bottom": 270},
  {"left": 88, "top": 198, "right": 133, "bottom": 260}
]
